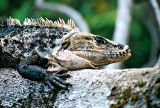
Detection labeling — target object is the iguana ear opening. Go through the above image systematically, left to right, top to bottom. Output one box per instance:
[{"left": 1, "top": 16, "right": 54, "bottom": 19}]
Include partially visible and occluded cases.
[{"left": 61, "top": 39, "right": 70, "bottom": 50}]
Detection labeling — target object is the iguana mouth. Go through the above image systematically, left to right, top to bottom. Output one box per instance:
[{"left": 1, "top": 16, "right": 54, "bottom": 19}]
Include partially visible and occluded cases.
[
  {"left": 72, "top": 47, "right": 131, "bottom": 66},
  {"left": 74, "top": 48, "right": 131, "bottom": 57},
  {"left": 105, "top": 48, "right": 131, "bottom": 61},
  {"left": 106, "top": 48, "right": 131, "bottom": 57}
]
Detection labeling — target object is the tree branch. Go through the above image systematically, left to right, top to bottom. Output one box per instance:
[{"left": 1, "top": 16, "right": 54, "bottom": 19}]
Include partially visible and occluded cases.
[
  {"left": 35, "top": 0, "right": 90, "bottom": 32},
  {"left": 106, "top": 0, "right": 133, "bottom": 69},
  {"left": 149, "top": 0, "right": 160, "bottom": 67},
  {"left": 149, "top": 0, "right": 160, "bottom": 30}
]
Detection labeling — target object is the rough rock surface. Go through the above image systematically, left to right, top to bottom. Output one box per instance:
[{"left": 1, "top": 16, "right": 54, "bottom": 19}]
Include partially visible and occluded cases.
[
  {"left": 0, "top": 67, "right": 160, "bottom": 108},
  {"left": 0, "top": 68, "right": 60, "bottom": 108},
  {"left": 54, "top": 68, "right": 160, "bottom": 108}
]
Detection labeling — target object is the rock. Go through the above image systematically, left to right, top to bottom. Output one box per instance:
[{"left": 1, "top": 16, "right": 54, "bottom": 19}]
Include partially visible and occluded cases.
[
  {"left": 0, "top": 67, "right": 160, "bottom": 108},
  {"left": 0, "top": 68, "right": 60, "bottom": 108},
  {"left": 54, "top": 68, "right": 160, "bottom": 108}
]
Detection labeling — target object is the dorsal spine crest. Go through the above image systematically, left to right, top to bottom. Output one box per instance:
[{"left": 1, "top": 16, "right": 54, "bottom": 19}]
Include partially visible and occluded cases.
[{"left": 0, "top": 17, "right": 77, "bottom": 30}]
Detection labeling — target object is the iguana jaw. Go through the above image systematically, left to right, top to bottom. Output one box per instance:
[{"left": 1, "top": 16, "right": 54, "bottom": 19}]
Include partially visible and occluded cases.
[{"left": 72, "top": 46, "right": 131, "bottom": 66}]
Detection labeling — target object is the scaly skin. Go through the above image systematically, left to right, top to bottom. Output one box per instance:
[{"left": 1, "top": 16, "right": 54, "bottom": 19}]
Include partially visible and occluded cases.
[{"left": 0, "top": 18, "right": 131, "bottom": 89}]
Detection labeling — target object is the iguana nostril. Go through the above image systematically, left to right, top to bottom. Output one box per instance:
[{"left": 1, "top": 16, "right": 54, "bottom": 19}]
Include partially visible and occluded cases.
[
  {"left": 118, "top": 44, "right": 124, "bottom": 49},
  {"left": 126, "top": 49, "right": 131, "bottom": 53}
]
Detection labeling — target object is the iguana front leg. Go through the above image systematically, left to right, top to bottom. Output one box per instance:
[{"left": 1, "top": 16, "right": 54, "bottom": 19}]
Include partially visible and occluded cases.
[
  {"left": 54, "top": 28, "right": 79, "bottom": 55},
  {"left": 35, "top": 46, "right": 69, "bottom": 72},
  {"left": 18, "top": 55, "right": 70, "bottom": 89}
]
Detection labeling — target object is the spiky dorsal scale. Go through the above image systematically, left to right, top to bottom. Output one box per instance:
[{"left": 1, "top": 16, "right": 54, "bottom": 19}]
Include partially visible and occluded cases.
[
  {"left": 0, "top": 17, "right": 77, "bottom": 31},
  {"left": 0, "top": 17, "right": 22, "bottom": 26},
  {"left": 67, "top": 19, "right": 76, "bottom": 28}
]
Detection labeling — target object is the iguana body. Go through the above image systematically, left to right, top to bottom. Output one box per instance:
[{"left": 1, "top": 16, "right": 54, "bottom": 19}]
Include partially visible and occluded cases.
[{"left": 0, "top": 18, "right": 131, "bottom": 88}]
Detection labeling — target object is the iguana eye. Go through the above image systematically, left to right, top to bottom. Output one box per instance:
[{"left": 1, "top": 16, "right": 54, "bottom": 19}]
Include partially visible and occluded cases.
[
  {"left": 94, "top": 36, "right": 107, "bottom": 45},
  {"left": 84, "top": 37, "right": 91, "bottom": 40}
]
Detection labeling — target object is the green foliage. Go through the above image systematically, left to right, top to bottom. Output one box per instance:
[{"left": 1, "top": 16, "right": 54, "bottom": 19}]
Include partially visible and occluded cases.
[
  {"left": 0, "top": 0, "right": 151, "bottom": 68},
  {"left": 0, "top": 0, "right": 9, "bottom": 12},
  {"left": 12, "top": 2, "right": 32, "bottom": 21},
  {"left": 86, "top": 10, "right": 116, "bottom": 39},
  {"left": 124, "top": 20, "right": 151, "bottom": 68}
]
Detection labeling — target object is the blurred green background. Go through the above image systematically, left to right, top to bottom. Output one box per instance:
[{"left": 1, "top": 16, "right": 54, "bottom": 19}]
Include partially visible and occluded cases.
[{"left": 0, "top": 0, "right": 154, "bottom": 68}]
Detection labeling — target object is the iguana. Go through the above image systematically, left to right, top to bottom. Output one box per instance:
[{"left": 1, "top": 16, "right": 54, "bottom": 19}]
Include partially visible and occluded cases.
[{"left": 0, "top": 17, "right": 131, "bottom": 89}]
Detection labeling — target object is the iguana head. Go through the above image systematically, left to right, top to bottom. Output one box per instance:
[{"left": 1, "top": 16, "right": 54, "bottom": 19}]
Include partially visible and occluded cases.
[{"left": 65, "top": 32, "right": 131, "bottom": 66}]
